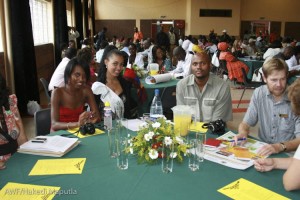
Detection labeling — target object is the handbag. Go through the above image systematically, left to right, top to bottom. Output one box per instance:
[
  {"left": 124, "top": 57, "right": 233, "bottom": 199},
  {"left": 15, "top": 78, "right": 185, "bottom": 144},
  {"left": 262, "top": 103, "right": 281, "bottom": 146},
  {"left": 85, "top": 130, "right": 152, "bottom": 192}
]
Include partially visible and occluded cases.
[{"left": 211, "top": 52, "right": 220, "bottom": 67}]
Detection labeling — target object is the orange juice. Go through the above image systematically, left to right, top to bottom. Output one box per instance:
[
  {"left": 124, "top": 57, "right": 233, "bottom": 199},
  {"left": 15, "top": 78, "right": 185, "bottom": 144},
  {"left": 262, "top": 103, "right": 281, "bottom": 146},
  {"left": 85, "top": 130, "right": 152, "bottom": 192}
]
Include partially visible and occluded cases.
[
  {"left": 150, "top": 70, "right": 158, "bottom": 75},
  {"left": 174, "top": 115, "right": 191, "bottom": 136}
]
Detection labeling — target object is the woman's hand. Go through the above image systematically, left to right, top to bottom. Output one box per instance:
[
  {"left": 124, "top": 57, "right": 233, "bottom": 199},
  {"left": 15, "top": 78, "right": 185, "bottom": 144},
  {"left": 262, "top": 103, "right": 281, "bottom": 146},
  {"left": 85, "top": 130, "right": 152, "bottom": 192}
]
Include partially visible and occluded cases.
[
  {"left": 78, "top": 111, "right": 98, "bottom": 126},
  {"left": 254, "top": 158, "right": 276, "bottom": 172},
  {"left": 0, "top": 161, "right": 6, "bottom": 170}
]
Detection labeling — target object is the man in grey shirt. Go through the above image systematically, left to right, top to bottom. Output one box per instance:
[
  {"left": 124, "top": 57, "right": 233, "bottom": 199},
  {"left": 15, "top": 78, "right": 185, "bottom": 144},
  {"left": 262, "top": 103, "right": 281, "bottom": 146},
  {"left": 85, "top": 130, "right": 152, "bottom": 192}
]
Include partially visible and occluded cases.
[
  {"left": 176, "top": 52, "right": 232, "bottom": 122},
  {"left": 235, "top": 58, "right": 300, "bottom": 156}
]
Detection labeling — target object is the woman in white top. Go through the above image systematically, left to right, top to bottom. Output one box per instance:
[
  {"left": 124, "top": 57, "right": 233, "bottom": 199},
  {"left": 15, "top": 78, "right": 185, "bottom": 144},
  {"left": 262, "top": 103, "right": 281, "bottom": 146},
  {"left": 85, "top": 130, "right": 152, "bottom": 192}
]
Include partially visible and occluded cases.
[{"left": 254, "top": 78, "right": 300, "bottom": 191}]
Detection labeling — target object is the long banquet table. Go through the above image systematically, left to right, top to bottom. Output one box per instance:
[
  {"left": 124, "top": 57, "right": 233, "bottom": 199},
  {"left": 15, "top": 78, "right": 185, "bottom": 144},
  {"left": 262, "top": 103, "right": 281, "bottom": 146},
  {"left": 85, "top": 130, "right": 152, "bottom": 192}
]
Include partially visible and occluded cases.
[{"left": 1, "top": 129, "right": 299, "bottom": 200}]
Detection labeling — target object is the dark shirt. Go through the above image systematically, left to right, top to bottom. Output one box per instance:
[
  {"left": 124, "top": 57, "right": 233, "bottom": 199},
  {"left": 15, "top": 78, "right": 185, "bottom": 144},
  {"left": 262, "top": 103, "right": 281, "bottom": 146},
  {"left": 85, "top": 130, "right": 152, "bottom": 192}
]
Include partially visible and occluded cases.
[{"left": 156, "top": 31, "right": 170, "bottom": 51}]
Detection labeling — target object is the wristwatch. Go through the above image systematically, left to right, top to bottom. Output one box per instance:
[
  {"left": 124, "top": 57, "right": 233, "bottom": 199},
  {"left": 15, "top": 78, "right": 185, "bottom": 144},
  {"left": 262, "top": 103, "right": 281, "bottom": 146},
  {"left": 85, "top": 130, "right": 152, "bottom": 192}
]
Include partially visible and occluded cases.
[{"left": 280, "top": 142, "right": 287, "bottom": 152}]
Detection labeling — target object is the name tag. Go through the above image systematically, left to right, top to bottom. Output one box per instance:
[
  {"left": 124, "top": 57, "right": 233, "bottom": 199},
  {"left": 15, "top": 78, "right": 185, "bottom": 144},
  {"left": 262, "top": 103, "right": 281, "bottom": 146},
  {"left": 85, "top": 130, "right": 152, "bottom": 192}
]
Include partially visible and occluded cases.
[{"left": 279, "top": 114, "right": 288, "bottom": 118}]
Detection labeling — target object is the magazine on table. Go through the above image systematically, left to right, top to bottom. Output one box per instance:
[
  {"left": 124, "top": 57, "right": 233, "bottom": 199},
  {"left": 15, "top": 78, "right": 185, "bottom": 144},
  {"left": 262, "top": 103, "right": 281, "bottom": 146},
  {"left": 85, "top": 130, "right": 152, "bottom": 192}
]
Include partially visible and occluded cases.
[{"left": 203, "top": 131, "right": 268, "bottom": 170}]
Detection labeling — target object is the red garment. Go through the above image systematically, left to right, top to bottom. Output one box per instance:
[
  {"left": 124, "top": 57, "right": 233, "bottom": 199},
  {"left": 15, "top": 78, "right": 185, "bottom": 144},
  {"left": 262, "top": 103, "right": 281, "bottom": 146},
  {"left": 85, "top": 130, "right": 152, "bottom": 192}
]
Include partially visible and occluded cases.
[
  {"left": 133, "top": 31, "right": 143, "bottom": 42},
  {"left": 219, "top": 52, "right": 249, "bottom": 83},
  {"left": 123, "top": 68, "right": 147, "bottom": 103},
  {"left": 59, "top": 106, "right": 84, "bottom": 122}
]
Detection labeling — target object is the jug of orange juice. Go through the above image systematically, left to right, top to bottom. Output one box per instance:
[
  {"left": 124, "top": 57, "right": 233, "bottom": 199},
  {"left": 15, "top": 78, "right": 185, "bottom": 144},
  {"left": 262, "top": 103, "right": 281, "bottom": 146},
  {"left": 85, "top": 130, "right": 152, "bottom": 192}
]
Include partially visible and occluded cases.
[
  {"left": 149, "top": 63, "right": 159, "bottom": 75},
  {"left": 171, "top": 105, "right": 192, "bottom": 136}
]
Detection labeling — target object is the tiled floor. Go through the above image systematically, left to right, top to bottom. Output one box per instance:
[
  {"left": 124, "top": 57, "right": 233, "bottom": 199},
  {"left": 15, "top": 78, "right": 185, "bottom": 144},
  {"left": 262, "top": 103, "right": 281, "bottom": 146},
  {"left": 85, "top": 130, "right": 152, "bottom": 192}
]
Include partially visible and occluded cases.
[{"left": 23, "top": 81, "right": 259, "bottom": 139}]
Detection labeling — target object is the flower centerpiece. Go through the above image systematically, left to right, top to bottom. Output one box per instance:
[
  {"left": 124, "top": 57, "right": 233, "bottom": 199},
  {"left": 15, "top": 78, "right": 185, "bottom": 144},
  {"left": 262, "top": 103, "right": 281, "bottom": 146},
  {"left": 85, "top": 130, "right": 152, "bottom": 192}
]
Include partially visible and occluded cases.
[
  {"left": 132, "top": 64, "right": 147, "bottom": 78},
  {"left": 126, "top": 117, "right": 188, "bottom": 164}
]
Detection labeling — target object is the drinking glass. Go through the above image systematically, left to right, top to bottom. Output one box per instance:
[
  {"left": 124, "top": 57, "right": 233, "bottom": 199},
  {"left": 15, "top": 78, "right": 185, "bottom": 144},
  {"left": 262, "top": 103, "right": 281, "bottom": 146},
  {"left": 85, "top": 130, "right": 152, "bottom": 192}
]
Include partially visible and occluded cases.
[
  {"left": 142, "top": 113, "right": 150, "bottom": 122},
  {"left": 120, "top": 118, "right": 129, "bottom": 138},
  {"left": 107, "top": 128, "right": 118, "bottom": 158},
  {"left": 196, "top": 133, "right": 206, "bottom": 162},
  {"left": 117, "top": 136, "right": 128, "bottom": 170},
  {"left": 188, "top": 139, "right": 200, "bottom": 171},
  {"left": 161, "top": 142, "right": 174, "bottom": 173}
]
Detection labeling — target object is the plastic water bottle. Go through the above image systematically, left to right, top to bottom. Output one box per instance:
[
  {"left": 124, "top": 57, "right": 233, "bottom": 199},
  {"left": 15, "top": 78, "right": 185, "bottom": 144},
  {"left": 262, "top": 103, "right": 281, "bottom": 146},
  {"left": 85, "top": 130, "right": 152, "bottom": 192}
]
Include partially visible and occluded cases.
[
  {"left": 150, "top": 89, "right": 163, "bottom": 121},
  {"left": 104, "top": 101, "right": 112, "bottom": 130}
]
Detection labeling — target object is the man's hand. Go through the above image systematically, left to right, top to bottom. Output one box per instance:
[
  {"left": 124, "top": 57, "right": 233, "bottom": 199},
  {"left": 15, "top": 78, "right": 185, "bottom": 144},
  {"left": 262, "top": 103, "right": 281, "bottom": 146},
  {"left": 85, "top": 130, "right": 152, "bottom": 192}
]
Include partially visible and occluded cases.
[
  {"left": 232, "top": 133, "right": 248, "bottom": 146},
  {"left": 257, "top": 143, "right": 281, "bottom": 156}
]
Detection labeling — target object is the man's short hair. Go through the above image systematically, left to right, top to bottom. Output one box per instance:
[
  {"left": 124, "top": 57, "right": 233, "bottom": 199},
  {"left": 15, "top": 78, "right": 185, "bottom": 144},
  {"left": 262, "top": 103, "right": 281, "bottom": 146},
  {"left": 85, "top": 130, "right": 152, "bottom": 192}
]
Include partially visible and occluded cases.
[
  {"left": 193, "top": 52, "right": 211, "bottom": 63},
  {"left": 262, "top": 58, "right": 288, "bottom": 78}
]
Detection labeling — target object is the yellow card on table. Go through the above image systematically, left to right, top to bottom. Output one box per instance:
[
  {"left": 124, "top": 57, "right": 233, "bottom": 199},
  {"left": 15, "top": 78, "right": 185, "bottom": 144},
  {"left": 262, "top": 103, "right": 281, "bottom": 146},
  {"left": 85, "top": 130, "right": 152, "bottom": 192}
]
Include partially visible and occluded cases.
[
  {"left": 189, "top": 122, "right": 207, "bottom": 133},
  {"left": 68, "top": 128, "right": 104, "bottom": 138},
  {"left": 29, "top": 158, "right": 86, "bottom": 176},
  {"left": 218, "top": 178, "right": 290, "bottom": 200},
  {"left": 0, "top": 182, "right": 60, "bottom": 200}
]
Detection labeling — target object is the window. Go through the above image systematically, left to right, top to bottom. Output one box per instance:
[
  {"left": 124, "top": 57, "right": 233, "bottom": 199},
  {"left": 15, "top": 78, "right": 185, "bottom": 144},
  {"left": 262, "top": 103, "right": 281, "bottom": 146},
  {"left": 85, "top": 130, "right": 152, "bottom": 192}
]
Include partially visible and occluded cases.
[
  {"left": 29, "top": 0, "right": 53, "bottom": 45},
  {"left": 200, "top": 9, "right": 232, "bottom": 17},
  {"left": 67, "top": 10, "right": 72, "bottom": 27},
  {"left": 0, "top": 18, "right": 3, "bottom": 52}
]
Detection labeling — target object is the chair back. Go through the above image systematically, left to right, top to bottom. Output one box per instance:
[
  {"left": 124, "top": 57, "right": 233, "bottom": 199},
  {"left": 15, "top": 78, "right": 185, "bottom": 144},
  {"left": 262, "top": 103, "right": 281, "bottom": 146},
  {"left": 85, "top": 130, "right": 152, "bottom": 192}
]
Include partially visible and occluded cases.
[
  {"left": 241, "top": 67, "right": 255, "bottom": 85},
  {"left": 40, "top": 78, "right": 51, "bottom": 105},
  {"left": 160, "top": 86, "right": 176, "bottom": 120},
  {"left": 34, "top": 108, "right": 51, "bottom": 136}
]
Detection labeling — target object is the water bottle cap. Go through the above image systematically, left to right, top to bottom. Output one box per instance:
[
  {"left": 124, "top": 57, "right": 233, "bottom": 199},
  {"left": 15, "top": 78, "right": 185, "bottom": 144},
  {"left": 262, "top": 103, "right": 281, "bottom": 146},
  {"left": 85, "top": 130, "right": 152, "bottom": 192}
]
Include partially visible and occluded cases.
[
  {"left": 154, "top": 89, "right": 159, "bottom": 95},
  {"left": 104, "top": 101, "right": 110, "bottom": 107}
]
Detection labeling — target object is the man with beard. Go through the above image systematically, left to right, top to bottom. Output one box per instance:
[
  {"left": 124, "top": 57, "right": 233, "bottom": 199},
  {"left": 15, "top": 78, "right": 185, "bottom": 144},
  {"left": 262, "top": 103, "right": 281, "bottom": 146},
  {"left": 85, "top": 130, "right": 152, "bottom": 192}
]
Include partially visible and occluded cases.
[
  {"left": 176, "top": 52, "right": 232, "bottom": 122},
  {"left": 234, "top": 58, "right": 300, "bottom": 156}
]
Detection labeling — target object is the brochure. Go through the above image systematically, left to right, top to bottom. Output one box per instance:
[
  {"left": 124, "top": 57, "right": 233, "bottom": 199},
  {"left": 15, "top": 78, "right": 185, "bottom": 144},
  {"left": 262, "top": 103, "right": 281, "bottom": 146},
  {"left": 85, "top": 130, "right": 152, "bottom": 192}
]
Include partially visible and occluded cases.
[{"left": 203, "top": 131, "right": 268, "bottom": 170}]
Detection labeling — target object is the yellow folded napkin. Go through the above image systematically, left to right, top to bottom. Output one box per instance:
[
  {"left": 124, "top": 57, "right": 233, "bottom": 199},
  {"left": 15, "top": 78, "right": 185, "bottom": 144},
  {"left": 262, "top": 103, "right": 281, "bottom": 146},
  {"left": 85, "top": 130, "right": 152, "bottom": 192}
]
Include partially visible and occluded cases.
[{"left": 189, "top": 122, "right": 208, "bottom": 133}]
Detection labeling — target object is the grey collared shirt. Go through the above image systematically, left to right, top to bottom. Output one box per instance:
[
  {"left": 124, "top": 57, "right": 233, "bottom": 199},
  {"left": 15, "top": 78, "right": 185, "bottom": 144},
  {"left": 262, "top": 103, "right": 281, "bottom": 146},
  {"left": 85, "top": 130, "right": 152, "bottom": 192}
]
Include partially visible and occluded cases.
[
  {"left": 176, "top": 73, "right": 233, "bottom": 122},
  {"left": 243, "top": 85, "right": 300, "bottom": 143}
]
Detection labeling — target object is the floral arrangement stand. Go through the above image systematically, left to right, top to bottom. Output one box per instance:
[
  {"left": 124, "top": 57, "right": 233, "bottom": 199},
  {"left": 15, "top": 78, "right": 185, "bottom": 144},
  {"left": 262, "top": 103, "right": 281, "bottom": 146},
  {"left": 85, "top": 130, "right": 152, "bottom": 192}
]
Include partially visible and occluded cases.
[{"left": 126, "top": 117, "right": 188, "bottom": 164}]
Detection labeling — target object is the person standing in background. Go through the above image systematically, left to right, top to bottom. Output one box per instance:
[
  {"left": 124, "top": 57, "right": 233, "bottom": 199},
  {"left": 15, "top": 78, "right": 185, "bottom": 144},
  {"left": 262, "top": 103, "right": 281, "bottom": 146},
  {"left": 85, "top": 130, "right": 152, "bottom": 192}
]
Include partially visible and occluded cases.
[
  {"left": 68, "top": 26, "right": 80, "bottom": 48},
  {"left": 68, "top": 26, "right": 80, "bottom": 41},
  {"left": 156, "top": 26, "right": 170, "bottom": 53},
  {"left": 168, "top": 26, "right": 176, "bottom": 60},
  {"left": 95, "top": 27, "right": 107, "bottom": 51},
  {"left": 133, "top": 27, "right": 143, "bottom": 43}
]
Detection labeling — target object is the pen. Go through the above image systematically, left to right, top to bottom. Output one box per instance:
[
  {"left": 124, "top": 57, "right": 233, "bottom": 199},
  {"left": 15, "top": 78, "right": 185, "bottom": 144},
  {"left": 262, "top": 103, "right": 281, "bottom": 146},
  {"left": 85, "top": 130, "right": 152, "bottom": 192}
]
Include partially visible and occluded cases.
[
  {"left": 35, "top": 137, "right": 47, "bottom": 141},
  {"left": 229, "top": 138, "right": 247, "bottom": 143},
  {"left": 31, "top": 140, "right": 45, "bottom": 143}
]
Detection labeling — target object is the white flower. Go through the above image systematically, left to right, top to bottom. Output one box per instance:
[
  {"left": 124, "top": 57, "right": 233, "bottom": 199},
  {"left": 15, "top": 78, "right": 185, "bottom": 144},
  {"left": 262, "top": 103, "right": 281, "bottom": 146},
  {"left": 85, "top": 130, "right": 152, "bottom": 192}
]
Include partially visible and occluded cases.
[
  {"left": 139, "top": 122, "right": 148, "bottom": 128},
  {"left": 152, "top": 122, "right": 161, "bottom": 128},
  {"left": 148, "top": 131, "right": 154, "bottom": 137},
  {"left": 144, "top": 133, "right": 153, "bottom": 141},
  {"left": 176, "top": 136, "right": 184, "bottom": 145},
  {"left": 164, "top": 137, "right": 173, "bottom": 145},
  {"left": 130, "top": 148, "right": 133, "bottom": 154},
  {"left": 149, "top": 149, "right": 158, "bottom": 159},
  {"left": 170, "top": 152, "right": 177, "bottom": 158}
]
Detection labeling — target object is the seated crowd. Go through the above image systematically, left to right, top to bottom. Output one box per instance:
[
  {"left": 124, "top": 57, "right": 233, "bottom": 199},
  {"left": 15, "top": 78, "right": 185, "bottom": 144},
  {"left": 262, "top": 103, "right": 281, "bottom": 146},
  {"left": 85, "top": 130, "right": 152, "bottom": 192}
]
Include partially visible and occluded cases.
[{"left": 1, "top": 26, "right": 300, "bottom": 191}]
